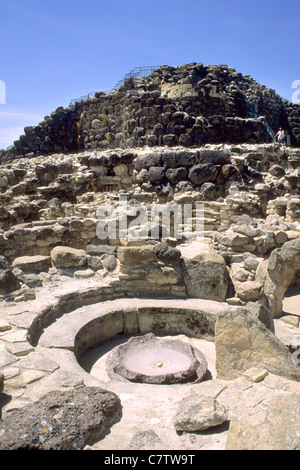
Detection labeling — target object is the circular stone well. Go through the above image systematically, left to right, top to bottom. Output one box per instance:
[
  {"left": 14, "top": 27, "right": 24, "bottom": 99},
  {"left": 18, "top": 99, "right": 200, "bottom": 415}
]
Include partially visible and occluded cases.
[{"left": 106, "top": 333, "right": 208, "bottom": 384}]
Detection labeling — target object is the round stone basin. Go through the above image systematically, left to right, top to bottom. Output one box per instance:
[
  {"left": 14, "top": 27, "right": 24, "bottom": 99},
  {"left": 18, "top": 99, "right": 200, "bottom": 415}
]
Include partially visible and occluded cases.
[{"left": 106, "top": 333, "right": 208, "bottom": 384}]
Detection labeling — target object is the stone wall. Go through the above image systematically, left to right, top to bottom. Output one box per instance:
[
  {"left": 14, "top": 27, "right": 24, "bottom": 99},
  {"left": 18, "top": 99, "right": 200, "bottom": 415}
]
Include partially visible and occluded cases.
[
  {"left": 2, "top": 63, "right": 300, "bottom": 161},
  {"left": 7, "top": 106, "right": 82, "bottom": 158},
  {"left": 1, "top": 141, "right": 300, "bottom": 308},
  {"left": 0, "top": 143, "right": 299, "bottom": 261}
]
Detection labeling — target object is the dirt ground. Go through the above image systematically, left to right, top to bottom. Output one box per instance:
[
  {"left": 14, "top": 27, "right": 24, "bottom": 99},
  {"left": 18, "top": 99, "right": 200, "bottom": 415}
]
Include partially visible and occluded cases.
[{"left": 282, "top": 284, "right": 300, "bottom": 317}]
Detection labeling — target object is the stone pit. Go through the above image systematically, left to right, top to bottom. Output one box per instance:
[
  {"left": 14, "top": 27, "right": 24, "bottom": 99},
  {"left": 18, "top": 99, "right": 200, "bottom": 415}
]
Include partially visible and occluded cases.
[{"left": 105, "top": 333, "right": 208, "bottom": 384}]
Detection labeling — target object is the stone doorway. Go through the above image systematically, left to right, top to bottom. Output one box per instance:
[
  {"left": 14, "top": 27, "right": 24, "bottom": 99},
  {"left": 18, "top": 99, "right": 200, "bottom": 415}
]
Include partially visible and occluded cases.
[{"left": 282, "top": 283, "right": 300, "bottom": 319}]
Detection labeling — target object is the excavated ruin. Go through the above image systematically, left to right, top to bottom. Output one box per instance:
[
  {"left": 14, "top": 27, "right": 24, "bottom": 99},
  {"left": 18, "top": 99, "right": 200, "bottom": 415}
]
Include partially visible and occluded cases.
[{"left": 1, "top": 63, "right": 300, "bottom": 451}]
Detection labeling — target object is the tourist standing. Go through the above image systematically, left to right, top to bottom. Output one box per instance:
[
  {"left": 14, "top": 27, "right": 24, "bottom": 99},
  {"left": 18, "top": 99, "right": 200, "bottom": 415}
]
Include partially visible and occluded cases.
[{"left": 275, "top": 127, "right": 285, "bottom": 143}]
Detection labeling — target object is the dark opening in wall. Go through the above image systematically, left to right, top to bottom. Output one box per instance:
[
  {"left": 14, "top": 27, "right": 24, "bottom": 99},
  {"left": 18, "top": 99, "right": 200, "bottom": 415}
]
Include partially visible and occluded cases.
[{"left": 99, "top": 184, "right": 120, "bottom": 192}]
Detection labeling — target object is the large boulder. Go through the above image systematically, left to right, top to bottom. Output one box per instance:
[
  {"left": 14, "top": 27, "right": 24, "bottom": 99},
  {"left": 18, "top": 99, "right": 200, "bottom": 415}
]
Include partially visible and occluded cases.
[
  {"left": 197, "top": 148, "right": 231, "bottom": 165},
  {"left": 188, "top": 163, "right": 217, "bottom": 185},
  {"left": 217, "top": 164, "right": 240, "bottom": 184},
  {"left": 268, "top": 164, "right": 285, "bottom": 178},
  {"left": 148, "top": 166, "right": 165, "bottom": 184},
  {"left": 166, "top": 167, "right": 188, "bottom": 185},
  {"left": 217, "top": 231, "right": 249, "bottom": 248},
  {"left": 279, "top": 237, "right": 300, "bottom": 266},
  {"left": 256, "top": 238, "right": 300, "bottom": 317},
  {"left": 153, "top": 242, "right": 181, "bottom": 263},
  {"left": 85, "top": 244, "right": 117, "bottom": 256},
  {"left": 51, "top": 246, "right": 87, "bottom": 268},
  {"left": 117, "top": 246, "right": 157, "bottom": 265},
  {"left": 181, "top": 252, "right": 228, "bottom": 301},
  {"left": 101, "top": 254, "right": 117, "bottom": 272},
  {"left": 0, "top": 255, "right": 20, "bottom": 295},
  {"left": 12, "top": 255, "right": 51, "bottom": 273},
  {"left": 0, "top": 256, "right": 10, "bottom": 270},
  {"left": 0, "top": 269, "right": 20, "bottom": 295},
  {"left": 233, "top": 280, "right": 263, "bottom": 302},
  {"left": 245, "top": 302, "right": 274, "bottom": 332},
  {"left": 215, "top": 307, "right": 300, "bottom": 382},
  {"left": 0, "top": 387, "right": 122, "bottom": 450},
  {"left": 226, "top": 393, "right": 300, "bottom": 450},
  {"left": 174, "top": 394, "right": 228, "bottom": 432}
]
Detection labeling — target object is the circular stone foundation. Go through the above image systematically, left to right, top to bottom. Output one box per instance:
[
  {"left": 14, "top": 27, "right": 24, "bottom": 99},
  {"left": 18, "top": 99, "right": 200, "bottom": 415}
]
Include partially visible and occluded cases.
[{"left": 106, "top": 333, "right": 208, "bottom": 384}]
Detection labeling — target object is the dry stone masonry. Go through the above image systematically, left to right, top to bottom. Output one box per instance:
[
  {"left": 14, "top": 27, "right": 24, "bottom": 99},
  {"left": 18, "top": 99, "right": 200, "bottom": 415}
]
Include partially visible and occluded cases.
[
  {"left": 1, "top": 63, "right": 300, "bottom": 451},
  {"left": 1, "top": 63, "right": 300, "bottom": 161}
]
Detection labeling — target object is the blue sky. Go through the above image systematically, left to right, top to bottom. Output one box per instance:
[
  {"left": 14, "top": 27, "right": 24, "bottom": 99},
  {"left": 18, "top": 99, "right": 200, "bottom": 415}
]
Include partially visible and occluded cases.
[{"left": 0, "top": 0, "right": 299, "bottom": 149}]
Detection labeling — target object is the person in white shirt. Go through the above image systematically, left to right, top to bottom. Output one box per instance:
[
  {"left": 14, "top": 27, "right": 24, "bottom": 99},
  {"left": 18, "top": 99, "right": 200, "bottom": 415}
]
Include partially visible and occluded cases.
[{"left": 275, "top": 128, "right": 285, "bottom": 143}]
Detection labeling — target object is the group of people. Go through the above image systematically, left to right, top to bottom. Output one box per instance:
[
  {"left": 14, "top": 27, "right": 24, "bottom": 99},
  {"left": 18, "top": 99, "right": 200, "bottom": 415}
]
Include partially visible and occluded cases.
[{"left": 275, "top": 127, "right": 290, "bottom": 145}]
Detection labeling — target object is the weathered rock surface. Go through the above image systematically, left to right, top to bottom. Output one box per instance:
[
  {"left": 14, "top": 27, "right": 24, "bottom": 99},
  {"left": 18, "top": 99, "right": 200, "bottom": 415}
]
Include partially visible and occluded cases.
[
  {"left": 2, "top": 62, "right": 300, "bottom": 160},
  {"left": 188, "top": 163, "right": 217, "bottom": 185},
  {"left": 256, "top": 238, "right": 300, "bottom": 317},
  {"left": 153, "top": 242, "right": 181, "bottom": 263},
  {"left": 50, "top": 246, "right": 87, "bottom": 268},
  {"left": 117, "top": 246, "right": 157, "bottom": 265},
  {"left": 181, "top": 252, "right": 228, "bottom": 301},
  {"left": 101, "top": 254, "right": 117, "bottom": 272},
  {"left": 0, "top": 255, "right": 20, "bottom": 294},
  {"left": 12, "top": 255, "right": 51, "bottom": 273},
  {"left": 0, "top": 269, "right": 20, "bottom": 295},
  {"left": 233, "top": 280, "right": 263, "bottom": 301},
  {"left": 244, "top": 302, "right": 274, "bottom": 332},
  {"left": 215, "top": 308, "right": 300, "bottom": 381},
  {"left": 0, "top": 372, "right": 4, "bottom": 394},
  {"left": 0, "top": 386, "right": 122, "bottom": 450},
  {"left": 226, "top": 393, "right": 300, "bottom": 450},
  {"left": 173, "top": 394, "right": 228, "bottom": 432},
  {"left": 127, "top": 430, "right": 164, "bottom": 450}
]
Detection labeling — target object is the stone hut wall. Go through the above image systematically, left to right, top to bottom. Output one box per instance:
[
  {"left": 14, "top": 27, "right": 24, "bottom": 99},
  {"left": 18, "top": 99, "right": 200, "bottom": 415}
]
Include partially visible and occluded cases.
[{"left": 0, "top": 144, "right": 299, "bottom": 264}]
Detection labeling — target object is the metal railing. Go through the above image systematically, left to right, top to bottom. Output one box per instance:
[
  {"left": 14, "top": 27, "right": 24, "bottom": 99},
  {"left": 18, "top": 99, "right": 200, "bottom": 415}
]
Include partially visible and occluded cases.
[
  {"left": 70, "top": 66, "right": 161, "bottom": 105},
  {"left": 245, "top": 101, "right": 260, "bottom": 118},
  {"left": 246, "top": 101, "right": 275, "bottom": 139},
  {"left": 265, "top": 121, "right": 275, "bottom": 139}
]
